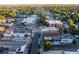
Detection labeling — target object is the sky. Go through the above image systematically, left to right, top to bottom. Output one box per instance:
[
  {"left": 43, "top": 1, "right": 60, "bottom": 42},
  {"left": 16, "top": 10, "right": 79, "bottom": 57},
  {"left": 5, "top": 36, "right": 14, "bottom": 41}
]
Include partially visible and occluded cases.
[{"left": 0, "top": 0, "right": 79, "bottom": 4}]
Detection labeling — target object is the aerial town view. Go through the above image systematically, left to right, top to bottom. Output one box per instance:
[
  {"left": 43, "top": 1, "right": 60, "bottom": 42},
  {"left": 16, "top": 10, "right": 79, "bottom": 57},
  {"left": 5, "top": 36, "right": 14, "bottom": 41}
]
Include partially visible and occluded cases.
[{"left": 0, "top": 4, "right": 79, "bottom": 54}]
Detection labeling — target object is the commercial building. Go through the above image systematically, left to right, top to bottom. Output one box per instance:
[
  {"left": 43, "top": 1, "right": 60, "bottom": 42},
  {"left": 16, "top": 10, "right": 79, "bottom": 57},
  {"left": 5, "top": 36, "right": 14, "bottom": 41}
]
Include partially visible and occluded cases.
[
  {"left": 41, "top": 19, "right": 63, "bottom": 45},
  {"left": 45, "top": 20, "right": 63, "bottom": 28},
  {"left": 41, "top": 27, "right": 61, "bottom": 45}
]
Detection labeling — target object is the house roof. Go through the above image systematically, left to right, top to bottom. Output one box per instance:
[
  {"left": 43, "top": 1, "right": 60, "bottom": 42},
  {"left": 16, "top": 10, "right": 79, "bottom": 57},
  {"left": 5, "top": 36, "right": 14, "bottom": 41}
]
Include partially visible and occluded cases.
[
  {"left": 22, "top": 15, "right": 38, "bottom": 24},
  {"left": 45, "top": 20, "right": 63, "bottom": 25},
  {"left": 41, "top": 27, "right": 59, "bottom": 32}
]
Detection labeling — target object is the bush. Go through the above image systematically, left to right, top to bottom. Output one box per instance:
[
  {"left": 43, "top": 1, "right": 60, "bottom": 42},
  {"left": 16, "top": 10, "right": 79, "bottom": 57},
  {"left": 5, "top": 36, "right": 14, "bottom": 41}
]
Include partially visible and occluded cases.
[
  {"left": 63, "top": 28, "right": 69, "bottom": 34},
  {"left": 43, "top": 41, "right": 52, "bottom": 50}
]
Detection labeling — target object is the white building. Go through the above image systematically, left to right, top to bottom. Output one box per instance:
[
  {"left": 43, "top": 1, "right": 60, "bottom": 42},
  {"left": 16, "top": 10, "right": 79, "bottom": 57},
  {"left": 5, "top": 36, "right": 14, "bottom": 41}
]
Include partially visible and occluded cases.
[
  {"left": 22, "top": 15, "right": 38, "bottom": 24},
  {"left": 22, "top": 15, "right": 39, "bottom": 30},
  {"left": 7, "top": 18, "right": 15, "bottom": 22},
  {"left": 45, "top": 20, "right": 63, "bottom": 28},
  {"left": 41, "top": 27, "right": 60, "bottom": 40},
  {"left": 41, "top": 27, "right": 59, "bottom": 33}
]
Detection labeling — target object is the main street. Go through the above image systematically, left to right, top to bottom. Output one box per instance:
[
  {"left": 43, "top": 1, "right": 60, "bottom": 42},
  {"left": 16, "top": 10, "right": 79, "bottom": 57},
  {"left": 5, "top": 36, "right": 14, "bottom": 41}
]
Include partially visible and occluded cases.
[{"left": 43, "top": 44, "right": 79, "bottom": 54}]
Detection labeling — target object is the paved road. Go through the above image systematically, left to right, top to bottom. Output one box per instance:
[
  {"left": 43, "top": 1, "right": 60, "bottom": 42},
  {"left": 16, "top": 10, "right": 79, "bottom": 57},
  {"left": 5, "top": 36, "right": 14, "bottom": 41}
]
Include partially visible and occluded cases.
[
  {"left": 29, "top": 32, "right": 42, "bottom": 54},
  {"left": 43, "top": 44, "right": 79, "bottom": 54},
  {"left": 43, "top": 50, "right": 64, "bottom": 54}
]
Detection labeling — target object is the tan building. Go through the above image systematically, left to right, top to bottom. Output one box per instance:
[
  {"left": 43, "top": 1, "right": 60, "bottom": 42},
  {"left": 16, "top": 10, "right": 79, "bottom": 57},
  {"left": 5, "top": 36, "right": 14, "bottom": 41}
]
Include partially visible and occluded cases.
[{"left": 0, "top": 27, "right": 6, "bottom": 32}]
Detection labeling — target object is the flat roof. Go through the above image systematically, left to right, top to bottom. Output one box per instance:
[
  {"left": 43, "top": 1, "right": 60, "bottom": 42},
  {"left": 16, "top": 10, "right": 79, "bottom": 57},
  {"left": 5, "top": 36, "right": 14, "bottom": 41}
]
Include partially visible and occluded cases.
[
  {"left": 22, "top": 15, "right": 38, "bottom": 24},
  {"left": 45, "top": 20, "right": 63, "bottom": 24},
  {"left": 41, "top": 27, "right": 59, "bottom": 32}
]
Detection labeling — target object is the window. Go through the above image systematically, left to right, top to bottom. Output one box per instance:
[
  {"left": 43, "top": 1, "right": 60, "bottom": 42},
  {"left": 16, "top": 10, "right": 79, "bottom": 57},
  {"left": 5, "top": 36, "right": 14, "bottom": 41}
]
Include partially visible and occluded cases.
[
  {"left": 55, "top": 24, "right": 57, "bottom": 27},
  {"left": 53, "top": 36, "right": 60, "bottom": 39},
  {"left": 44, "top": 37, "right": 52, "bottom": 40}
]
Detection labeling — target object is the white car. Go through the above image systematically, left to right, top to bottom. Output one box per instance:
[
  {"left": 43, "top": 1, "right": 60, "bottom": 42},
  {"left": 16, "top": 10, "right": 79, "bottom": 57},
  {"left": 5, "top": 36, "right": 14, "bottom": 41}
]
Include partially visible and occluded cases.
[
  {"left": 13, "top": 29, "right": 28, "bottom": 37},
  {"left": 4, "top": 31, "right": 13, "bottom": 37},
  {"left": 13, "top": 32, "right": 27, "bottom": 37},
  {"left": 75, "top": 35, "right": 79, "bottom": 39},
  {"left": 61, "top": 36, "right": 74, "bottom": 44}
]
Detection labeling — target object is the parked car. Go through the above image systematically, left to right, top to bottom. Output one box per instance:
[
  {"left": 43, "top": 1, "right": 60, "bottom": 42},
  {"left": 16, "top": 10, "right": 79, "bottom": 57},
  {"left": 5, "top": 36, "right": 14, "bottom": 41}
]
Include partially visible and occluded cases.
[
  {"left": 3, "top": 30, "right": 13, "bottom": 37},
  {"left": 13, "top": 31, "right": 27, "bottom": 37},
  {"left": 61, "top": 35, "right": 76, "bottom": 44},
  {"left": 74, "top": 35, "right": 79, "bottom": 44},
  {"left": 75, "top": 35, "right": 79, "bottom": 39}
]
